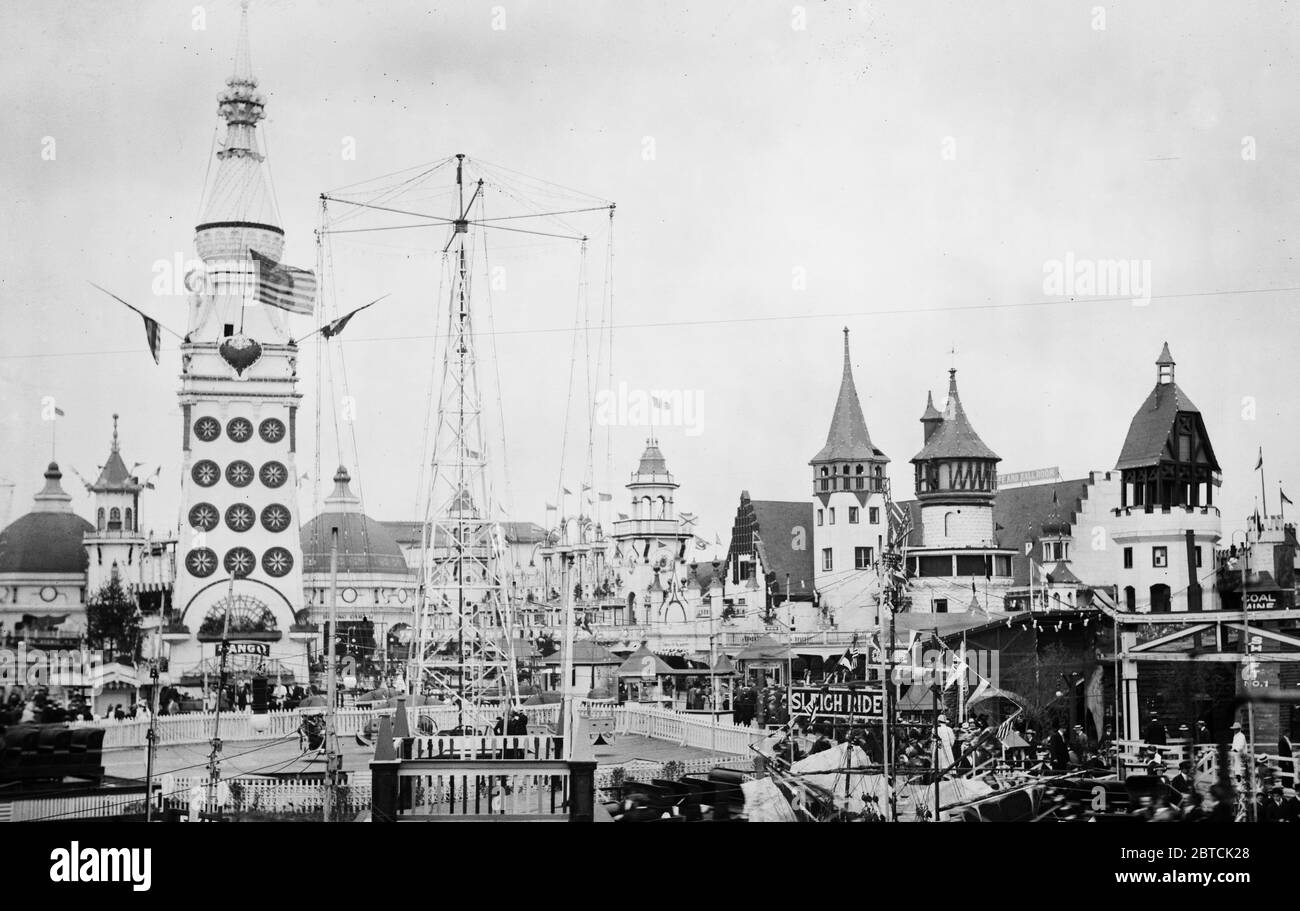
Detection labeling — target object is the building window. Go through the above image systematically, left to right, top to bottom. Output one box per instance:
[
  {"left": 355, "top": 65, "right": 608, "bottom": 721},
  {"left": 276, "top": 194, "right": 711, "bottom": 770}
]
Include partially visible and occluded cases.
[
  {"left": 109, "top": 507, "right": 121, "bottom": 530},
  {"left": 849, "top": 507, "right": 859, "bottom": 524},
  {"left": 869, "top": 507, "right": 880, "bottom": 524},
  {"left": 97, "top": 508, "right": 105, "bottom": 531},
  {"left": 125, "top": 508, "right": 133, "bottom": 532},
  {"left": 828, "top": 508, "right": 835, "bottom": 525},
  {"left": 817, "top": 509, "right": 824, "bottom": 527},
  {"left": 1042, "top": 541, "right": 1068, "bottom": 562},
  {"left": 855, "top": 546, "right": 873, "bottom": 570},
  {"left": 1152, "top": 546, "right": 1168, "bottom": 568},
  {"left": 1195, "top": 546, "right": 1202, "bottom": 568},
  {"left": 1123, "top": 547, "right": 1133, "bottom": 569},
  {"left": 821, "top": 548, "right": 833, "bottom": 572},
  {"left": 1124, "top": 586, "right": 1136, "bottom": 610},
  {"left": 934, "top": 598, "right": 948, "bottom": 614}
]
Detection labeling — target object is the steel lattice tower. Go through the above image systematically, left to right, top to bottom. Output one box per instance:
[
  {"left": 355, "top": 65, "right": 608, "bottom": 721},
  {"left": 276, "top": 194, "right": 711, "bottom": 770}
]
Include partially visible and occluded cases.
[{"left": 413, "top": 156, "right": 518, "bottom": 726}]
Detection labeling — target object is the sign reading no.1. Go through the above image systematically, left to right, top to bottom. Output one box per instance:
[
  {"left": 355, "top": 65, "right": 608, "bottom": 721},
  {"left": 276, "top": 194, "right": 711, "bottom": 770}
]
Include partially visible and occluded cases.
[{"left": 790, "top": 686, "right": 884, "bottom": 720}]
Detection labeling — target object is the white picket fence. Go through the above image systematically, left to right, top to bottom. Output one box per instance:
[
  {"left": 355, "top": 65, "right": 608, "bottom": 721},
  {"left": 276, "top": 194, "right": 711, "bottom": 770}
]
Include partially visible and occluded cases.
[
  {"left": 78, "top": 701, "right": 761, "bottom": 754},
  {"left": 82, "top": 703, "right": 562, "bottom": 750},
  {"left": 611, "top": 704, "right": 763, "bottom": 756},
  {"left": 160, "top": 774, "right": 374, "bottom": 818},
  {"left": 0, "top": 789, "right": 152, "bottom": 823}
]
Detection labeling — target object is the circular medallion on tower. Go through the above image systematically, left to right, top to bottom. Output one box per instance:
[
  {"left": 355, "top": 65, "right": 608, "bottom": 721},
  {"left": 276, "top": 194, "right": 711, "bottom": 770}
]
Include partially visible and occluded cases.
[
  {"left": 195, "top": 416, "right": 222, "bottom": 442},
  {"left": 227, "top": 417, "right": 254, "bottom": 442},
  {"left": 259, "top": 418, "right": 286, "bottom": 444},
  {"left": 192, "top": 460, "right": 221, "bottom": 487},
  {"left": 226, "top": 460, "right": 254, "bottom": 487},
  {"left": 259, "top": 460, "right": 287, "bottom": 489},
  {"left": 189, "top": 502, "right": 220, "bottom": 531},
  {"left": 225, "top": 503, "right": 256, "bottom": 532},
  {"left": 260, "top": 503, "right": 291, "bottom": 532},
  {"left": 224, "top": 546, "right": 256, "bottom": 578},
  {"left": 186, "top": 547, "right": 218, "bottom": 578},
  {"left": 262, "top": 547, "right": 294, "bottom": 577}
]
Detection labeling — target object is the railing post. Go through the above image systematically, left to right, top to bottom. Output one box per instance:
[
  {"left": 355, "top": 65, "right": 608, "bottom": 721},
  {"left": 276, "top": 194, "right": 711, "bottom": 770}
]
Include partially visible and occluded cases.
[
  {"left": 568, "top": 760, "right": 596, "bottom": 822},
  {"left": 370, "top": 761, "right": 399, "bottom": 822}
]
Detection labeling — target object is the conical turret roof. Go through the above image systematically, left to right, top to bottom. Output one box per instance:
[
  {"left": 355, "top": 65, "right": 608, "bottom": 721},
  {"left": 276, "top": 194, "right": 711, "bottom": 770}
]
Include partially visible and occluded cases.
[
  {"left": 812, "top": 329, "right": 888, "bottom": 463},
  {"left": 911, "top": 369, "right": 999, "bottom": 462}
]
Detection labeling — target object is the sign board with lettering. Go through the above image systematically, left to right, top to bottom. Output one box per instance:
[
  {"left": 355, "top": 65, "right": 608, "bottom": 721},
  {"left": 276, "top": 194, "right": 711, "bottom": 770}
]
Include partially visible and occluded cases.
[
  {"left": 997, "top": 467, "right": 1062, "bottom": 489},
  {"left": 1244, "top": 592, "right": 1276, "bottom": 611},
  {"left": 228, "top": 642, "right": 271, "bottom": 657},
  {"left": 790, "top": 685, "right": 884, "bottom": 720}
]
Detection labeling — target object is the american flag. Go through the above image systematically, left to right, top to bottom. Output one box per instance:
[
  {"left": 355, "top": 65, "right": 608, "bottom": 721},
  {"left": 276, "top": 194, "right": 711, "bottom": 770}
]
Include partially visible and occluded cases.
[
  {"left": 250, "top": 249, "right": 317, "bottom": 315},
  {"left": 837, "top": 637, "right": 861, "bottom": 676},
  {"left": 997, "top": 709, "right": 1023, "bottom": 742}
]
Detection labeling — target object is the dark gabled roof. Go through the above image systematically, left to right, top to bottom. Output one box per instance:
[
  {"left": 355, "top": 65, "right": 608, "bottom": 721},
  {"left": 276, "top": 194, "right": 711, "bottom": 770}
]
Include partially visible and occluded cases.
[
  {"left": 811, "top": 330, "right": 887, "bottom": 464},
  {"left": 911, "top": 370, "right": 999, "bottom": 463},
  {"left": 1114, "top": 381, "right": 1217, "bottom": 471},
  {"left": 750, "top": 499, "right": 816, "bottom": 599}
]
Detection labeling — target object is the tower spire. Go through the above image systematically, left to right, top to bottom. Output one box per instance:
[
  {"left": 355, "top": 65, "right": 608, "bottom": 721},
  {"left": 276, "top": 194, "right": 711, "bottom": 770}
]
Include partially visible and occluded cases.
[
  {"left": 234, "top": 0, "right": 252, "bottom": 80},
  {"left": 812, "top": 329, "right": 887, "bottom": 464}
]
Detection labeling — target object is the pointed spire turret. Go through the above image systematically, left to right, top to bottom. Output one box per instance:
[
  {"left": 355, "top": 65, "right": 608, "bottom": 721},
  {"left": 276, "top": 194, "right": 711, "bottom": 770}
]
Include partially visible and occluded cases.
[
  {"left": 195, "top": 0, "right": 284, "bottom": 262},
  {"left": 811, "top": 329, "right": 888, "bottom": 464},
  {"left": 1156, "top": 341, "right": 1175, "bottom": 385},
  {"left": 912, "top": 369, "right": 999, "bottom": 463},
  {"left": 920, "top": 391, "right": 942, "bottom": 443},
  {"left": 91, "top": 414, "right": 140, "bottom": 493},
  {"left": 32, "top": 463, "right": 73, "bottom": 513}
]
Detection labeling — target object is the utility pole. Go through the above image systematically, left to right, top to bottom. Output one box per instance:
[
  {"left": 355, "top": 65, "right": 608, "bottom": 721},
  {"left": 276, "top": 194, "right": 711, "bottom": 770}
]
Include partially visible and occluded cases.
[
  {"left": 324, "top": 526, "right": 339, "bottom": 822},
  {"left": 1240, "top": 534, "right": 1257, "bottom": 823},
  {"left": 560, "top": 549, "right": 576, "bottom": 761},
  {"left": 206, "top": 577, "right": 235, "bottom": 814},
  {"left": 144, "top": 623, "right": 161, "bottom": 822}
]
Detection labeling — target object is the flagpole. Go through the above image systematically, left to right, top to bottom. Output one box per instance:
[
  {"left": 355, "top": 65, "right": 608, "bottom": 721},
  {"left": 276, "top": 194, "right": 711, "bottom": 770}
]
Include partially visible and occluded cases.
[
  {"left": 1259, "top": 449, "right": 1268, "bottom": 520},
  {"left": 1281, "top": 483, "right": 1287, "bottom": 524}
]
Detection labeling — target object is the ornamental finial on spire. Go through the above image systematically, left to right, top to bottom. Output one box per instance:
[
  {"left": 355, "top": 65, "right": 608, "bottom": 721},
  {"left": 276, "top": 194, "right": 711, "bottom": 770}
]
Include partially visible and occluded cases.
[{"left": 111, "top": 413, "right": 119, "bottom": 453}]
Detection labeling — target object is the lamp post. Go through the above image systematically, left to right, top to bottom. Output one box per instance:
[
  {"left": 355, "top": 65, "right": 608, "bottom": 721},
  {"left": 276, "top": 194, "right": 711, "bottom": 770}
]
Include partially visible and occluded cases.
[{"left": 1230, "top": 527, "right": 1257, "bottom": 822}]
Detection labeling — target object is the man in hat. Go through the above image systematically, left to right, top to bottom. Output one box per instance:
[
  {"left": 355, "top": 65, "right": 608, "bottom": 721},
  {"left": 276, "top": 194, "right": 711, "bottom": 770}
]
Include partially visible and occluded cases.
[
  {"left": 1144, "top": 711, "right": 1167, "bottom": 746},
  {"left": 935, "top": 713, "right": 956, "bottom": 769},
  {"left": 1194, "top": 719, "right": 1213, "bottom": 744},
  {"left": 1048, "top": 720, "right": 1071, "bottom": 771},
  {"left": 1230, "top": 721, "right": 1248, "bottom": 754},
  {"left": 1168, "top": 760, "right": 1194, "bottom": 798},
  {"left": 1259, "top": 785, "right": 1298, "bottom": 823}
]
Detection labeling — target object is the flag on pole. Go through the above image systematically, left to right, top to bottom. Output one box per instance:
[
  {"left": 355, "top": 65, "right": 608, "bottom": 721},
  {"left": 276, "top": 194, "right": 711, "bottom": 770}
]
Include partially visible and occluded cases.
[
  {"left": 250, "top": 249, "right": 317, "bottom": 315},
  {"left": 320, "top": 297, "right": 383, "bottom": 339},
  {"left": 141, "top": 313, "right": 161, "bottom": 364},
  {"left": 54, "top": 407, "right": 65, "bottom": 418},
  {"left": 1256, "top": 447, "right": 1264, "bottom": 471},
  {"left": 562, "top": 487, "right": 572, "bottom": 495},
  {"left": 1283, "top": 490, "right": 1294, "bottom": 506},
  {"left": 598, "top": 492, "right": 612, "bottom": 502},
  {"left": 617, "top": 512, "right": 628, "bottom": 520},
  {"left": 715, "top": 534, "right": 722, "bottom": 545},
  {"left": 694, "top": 537, "right": 708, "bottom": 551},
  {"left": 836, "top": 638, "right": 861, "bottom": 676},
  {"left": 997, "top": 708, "right": 1023, "bottom": 743}
]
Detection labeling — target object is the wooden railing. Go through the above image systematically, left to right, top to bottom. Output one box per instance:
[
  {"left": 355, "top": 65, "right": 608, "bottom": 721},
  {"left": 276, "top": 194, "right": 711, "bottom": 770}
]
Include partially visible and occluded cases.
[
  {"left": 79, "top": 703, "right": 561, "bottom": 750},
  {"left": 611, "top": 703, "right": 763, "bottom": 756},
  {"left": 409, "top": 735, "right": 562, "bottom": 761},
  {"left": 1115, "top": 739, "right": 1295, "bottom": 785},
  {"left": 371, "top": 757, "right": 595, "bottom": 821}
]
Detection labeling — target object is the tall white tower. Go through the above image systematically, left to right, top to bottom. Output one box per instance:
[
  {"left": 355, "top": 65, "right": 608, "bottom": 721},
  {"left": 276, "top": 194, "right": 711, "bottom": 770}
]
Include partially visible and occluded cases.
[
  {"left": 171, "top": 3, "right": 307, "bottom": 678},
  {"left": 810, "top": 329, "right": 890, "bottom": 619},
  {"left": 84, "top": 415, "right": 147, "bottom": 594}
]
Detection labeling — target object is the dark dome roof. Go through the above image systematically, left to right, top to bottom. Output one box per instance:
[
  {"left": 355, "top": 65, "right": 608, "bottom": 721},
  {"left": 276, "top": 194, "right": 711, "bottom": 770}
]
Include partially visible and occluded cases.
[
  {"left": 0, "top": 463, "right": 92, "bottom": 575},
  {"left": 299, "top": 467, "right": 411, "bottom": 576}
]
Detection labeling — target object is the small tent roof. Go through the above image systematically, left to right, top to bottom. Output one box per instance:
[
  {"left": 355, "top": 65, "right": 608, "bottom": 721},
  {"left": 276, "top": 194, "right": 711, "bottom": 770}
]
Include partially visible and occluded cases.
[{"left": 617, "top": 643, "right": 674, "bottom": 677}]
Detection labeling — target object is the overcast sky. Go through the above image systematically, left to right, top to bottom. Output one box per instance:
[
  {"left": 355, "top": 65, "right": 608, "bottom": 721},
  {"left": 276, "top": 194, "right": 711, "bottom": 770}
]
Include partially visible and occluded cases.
[{"left": 2, "top": 0, "right": 1297, "bottom": 548}]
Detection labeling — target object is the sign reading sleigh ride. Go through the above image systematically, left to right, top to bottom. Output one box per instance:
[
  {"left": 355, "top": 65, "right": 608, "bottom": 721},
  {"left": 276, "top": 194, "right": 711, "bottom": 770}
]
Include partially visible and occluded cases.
[{"left": 790, "top": 685, "right": 884, "bottom": 721}]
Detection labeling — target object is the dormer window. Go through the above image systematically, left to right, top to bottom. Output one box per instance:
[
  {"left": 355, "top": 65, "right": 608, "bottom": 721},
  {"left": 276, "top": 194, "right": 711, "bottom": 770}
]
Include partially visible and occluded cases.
[{"left": 1158, "top": 363, "right": 1173, "bottom": 385}]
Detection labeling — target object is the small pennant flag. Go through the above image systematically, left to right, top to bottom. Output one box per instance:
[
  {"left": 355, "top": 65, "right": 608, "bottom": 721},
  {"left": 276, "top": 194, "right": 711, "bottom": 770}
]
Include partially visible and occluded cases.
[
  {"left": 250, "top": 249, "right": 317, "bottom": 315},
  {"left": 320, "top": 297, "right": 383, "bottom": 339},
  {"left": 141, "top": 313, "right": 161, "bottom": 364},
  {"left": 650, "top": 395, "right": 668, "bottom": 410},
  {"left": 54, "top": 406, "right": 66, "bottom": 418},
  {"left": 1256, "top": 447, "right": 1264, "bottom": 471},
  {"left": 581, "top": 483, "right": 591, "bottom": 492},
  {"left": 562, "top": 487, "right": 572, "bottom": 495},
  {"left": 1283, "top": 490, "right": 1294, "bottom": 506},
  {"left": 598, "top": 492, "right": 612, "bottom": 502},
  {"left": 545, "top": 502, "right": 557, "bottom": 512},
  {"left": 617, "top": 512, "right": 628, "bottom": 520},
  {"left": 715, "top": 534, "right": 722, "bottom": 545},
  {"left": 694, "top": 538, "right": 708, "bottom": 551}
]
